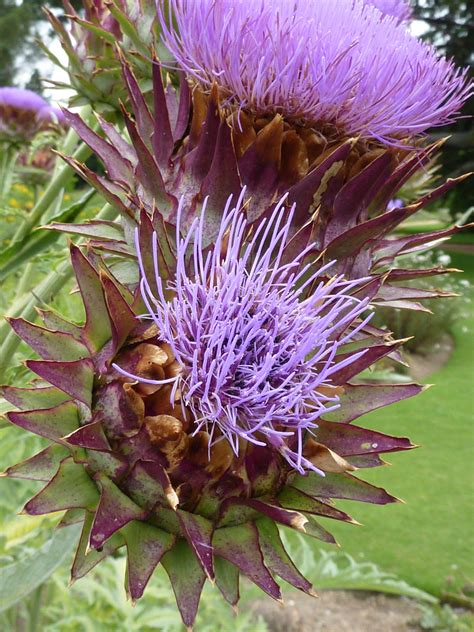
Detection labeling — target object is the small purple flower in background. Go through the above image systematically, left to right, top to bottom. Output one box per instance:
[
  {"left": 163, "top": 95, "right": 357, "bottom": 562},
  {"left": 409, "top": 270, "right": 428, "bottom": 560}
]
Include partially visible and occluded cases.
[
  {"left": 161, "top": 0, "right": 471, "bottom": 144},
  {"left": 364, "top": 0, "right": 412, "bottom": 22},
  {"left": 0, "top": 87, "right": 51, "bottom": 143},
  {"left": 120, "top": 192, "right": 373, "bottom": 474}
]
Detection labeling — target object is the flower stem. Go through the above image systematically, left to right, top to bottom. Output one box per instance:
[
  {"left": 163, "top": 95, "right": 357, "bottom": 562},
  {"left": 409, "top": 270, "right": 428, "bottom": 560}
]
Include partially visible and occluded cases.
[{"left": 0, "top": 145, "right": 19, "bottom": 206}]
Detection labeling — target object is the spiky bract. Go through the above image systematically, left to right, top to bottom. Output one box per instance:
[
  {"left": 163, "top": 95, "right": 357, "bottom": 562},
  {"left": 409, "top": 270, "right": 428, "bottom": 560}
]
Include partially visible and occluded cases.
[{"left": 160, "top": 0, "right": 471, "bottom": 144}]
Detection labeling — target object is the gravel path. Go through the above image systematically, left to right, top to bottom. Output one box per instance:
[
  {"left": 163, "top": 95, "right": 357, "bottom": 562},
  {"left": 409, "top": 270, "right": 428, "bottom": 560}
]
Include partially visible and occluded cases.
[{"left": 252, "top": 590, "right": 422, "bottom": 631}]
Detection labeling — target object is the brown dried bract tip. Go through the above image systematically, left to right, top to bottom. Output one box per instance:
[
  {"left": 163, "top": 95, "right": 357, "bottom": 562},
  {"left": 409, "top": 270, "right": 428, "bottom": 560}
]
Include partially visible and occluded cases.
[
  {"left": 131, "top": 343, "right": 172, "bottom": 396},
  {"left": 122, "top": 382, "right": 145, "bottom": 422},
  {"left": 145, "top": 414, "right": 189, "bottom": 469},
  {"left": 186, "top": 432, "right": 235, "bottom": 481},
  {"left": 303, "top": 438, "right": 357, "bottom": 473},
  {"left": 207, "top": 439, "right": 235, "bottom": 479}
]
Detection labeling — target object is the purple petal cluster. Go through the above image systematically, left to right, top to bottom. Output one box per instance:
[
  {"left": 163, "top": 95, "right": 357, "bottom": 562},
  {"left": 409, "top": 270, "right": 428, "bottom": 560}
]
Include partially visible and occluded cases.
[
  {"left": 160, "top": 0, "right": 471, "bottom": 144},
  {"left": 364, "top": 0, "right": 412, "bottom": 22},
  {"left": 0, "top": 87, "right": 49, "bottom": 112},
  {"left": 127, "top": 192, "right": 372, "bottom": 474}
]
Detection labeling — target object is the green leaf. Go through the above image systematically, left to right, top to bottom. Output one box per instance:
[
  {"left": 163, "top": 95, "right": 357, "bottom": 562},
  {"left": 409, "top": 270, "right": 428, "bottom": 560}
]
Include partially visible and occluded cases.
[
  {"left": 72, "top": 19, "right": 118, "bottom": 45},
  {"left": 0, "top": 189, "right": 96, "bottom": 281},
  {"left": 0, "top": 397, "right": 12, "bottom": 422},
  {"left": 0, "top": 523, "right": 81, "bottom": 613},
  {"left": 285, "top": 534, "right": 437, "bottom": 603}
]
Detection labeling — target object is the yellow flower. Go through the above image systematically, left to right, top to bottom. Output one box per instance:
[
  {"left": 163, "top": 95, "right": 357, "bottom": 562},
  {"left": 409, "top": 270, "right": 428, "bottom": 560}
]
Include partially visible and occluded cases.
[{"left": 13, "top": 183, "right": 28, "bottom": 194}]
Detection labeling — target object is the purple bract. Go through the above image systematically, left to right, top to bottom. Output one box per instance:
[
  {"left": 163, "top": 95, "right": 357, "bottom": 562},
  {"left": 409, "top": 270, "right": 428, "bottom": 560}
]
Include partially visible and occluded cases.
[
  {"left": 160, "top": 0, "right": 471, "bottom": 144},
  {"left": 117, "top": 192, "right": 373, "bottom": 474}
]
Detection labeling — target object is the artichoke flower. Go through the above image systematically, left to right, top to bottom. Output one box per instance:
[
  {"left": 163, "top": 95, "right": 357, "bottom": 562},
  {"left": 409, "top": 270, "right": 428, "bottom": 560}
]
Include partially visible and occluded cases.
[
  {"left": 161, "top": 0, "right": 469, "bottom": 144},
  {"left": 0, "top": 87, "right": 53, "bottom": 144},
  {"left": 2, "top": 196, "right": 421, "bottom": 627}
]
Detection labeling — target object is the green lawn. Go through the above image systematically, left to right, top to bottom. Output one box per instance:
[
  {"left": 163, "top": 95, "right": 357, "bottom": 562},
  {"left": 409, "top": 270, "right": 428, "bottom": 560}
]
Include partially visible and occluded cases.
[{"left": 318, "top": 251, "right": 474, "bottom": 596}]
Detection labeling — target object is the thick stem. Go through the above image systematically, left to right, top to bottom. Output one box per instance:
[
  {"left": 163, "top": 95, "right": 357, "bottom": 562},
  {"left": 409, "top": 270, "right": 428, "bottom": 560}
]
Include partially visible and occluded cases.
[
  {"left": 0, "top": 145, "right": 19, "bottom": 206},
  {"left": 14, "top": 262, "right": 34, "bottom": 301},
  {"left": 27, "top": 584, "right": 44, "bottom": 632}
]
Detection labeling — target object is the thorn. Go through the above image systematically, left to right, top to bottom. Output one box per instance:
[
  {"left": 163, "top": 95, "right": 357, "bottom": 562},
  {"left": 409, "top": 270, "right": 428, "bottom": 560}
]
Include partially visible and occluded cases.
[
  {"left": 391, "top": 336, "right": 413, "bottom": 345},
  {"left": 166, "top": 487, "right": 179, "bottom": 511},
  {"left": 394, "top": 496, "right": 406, "bottom": 504},
  {"left": 291, "top": 514, "right": 308, "bottom": 533},
  {"left": 350, "top": 519, "right": 363, "bottom": 526},
  {"left": 68, "top": 578, "right": 76, "bottom": 588},
  {"left": 308, "top": 589, "right": 319, "bottom": 598},
  {"left": 231, "top": 605, "right": 239, "bottom": 615}
]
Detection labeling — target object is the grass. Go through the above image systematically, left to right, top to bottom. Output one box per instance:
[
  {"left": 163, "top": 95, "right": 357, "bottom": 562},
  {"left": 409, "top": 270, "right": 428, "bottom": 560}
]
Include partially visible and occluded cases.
[{"left": 317, "top": 251, "right": 474, "bottom": 597}]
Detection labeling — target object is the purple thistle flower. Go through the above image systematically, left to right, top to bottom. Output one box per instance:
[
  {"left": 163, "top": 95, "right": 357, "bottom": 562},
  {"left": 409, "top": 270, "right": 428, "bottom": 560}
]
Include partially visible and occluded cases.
[
  {"left": 160, "top": 0, "right": 471, "bottom": 144},
  {"left": 364, "top": 0, "right": 412, "bottom": 22},
  {"left": 0, "top": 87, "right": 50, "bottom": 142},
  {"left": 116, "top": 191, "right": 373, "bottom": 474}
]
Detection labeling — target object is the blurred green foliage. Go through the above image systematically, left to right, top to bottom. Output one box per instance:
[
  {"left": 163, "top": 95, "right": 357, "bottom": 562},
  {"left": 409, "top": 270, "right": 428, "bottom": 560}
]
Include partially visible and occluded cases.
[{"left": 0, "top": 1, "right": 81, "bottom": 88}]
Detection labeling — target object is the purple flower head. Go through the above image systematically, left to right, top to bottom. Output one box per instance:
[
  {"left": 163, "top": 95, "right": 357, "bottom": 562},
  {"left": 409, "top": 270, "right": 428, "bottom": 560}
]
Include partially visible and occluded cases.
[
  {"left": 160, "top": 0, "right": 471, "bottom": 144},
  {"left": 364, "top": 0, "right": 412, "bottom": 22},
  {"left": 0, "top": 87, "right": 50, "bottom": 142},
  {"left": 0, "top": 87, "right": 48, "bottom": 112},
  {"left": 116, "top": 191, "right": 373, "bottom": 474}
]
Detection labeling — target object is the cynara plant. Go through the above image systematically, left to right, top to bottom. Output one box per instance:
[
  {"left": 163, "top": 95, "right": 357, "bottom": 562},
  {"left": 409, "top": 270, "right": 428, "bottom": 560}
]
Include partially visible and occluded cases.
[{"left": 1, "top": 0, "right": 472, "bottom": 629}]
